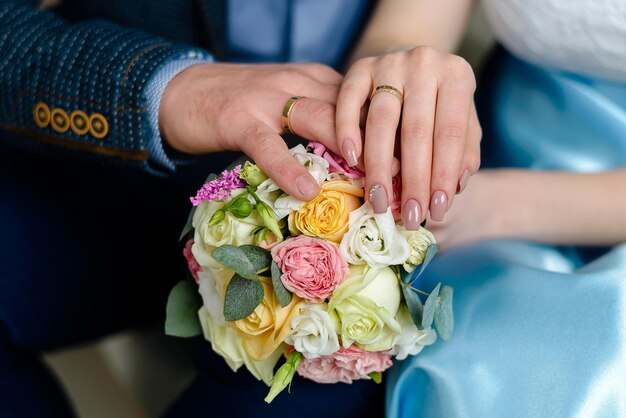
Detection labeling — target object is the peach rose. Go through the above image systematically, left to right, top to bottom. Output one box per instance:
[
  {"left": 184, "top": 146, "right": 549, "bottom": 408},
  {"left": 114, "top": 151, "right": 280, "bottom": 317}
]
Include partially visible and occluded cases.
[
  {"left": 288, "top": 180, "right": 363, "bottom": 243},
  {"left": 271, "top": 236, "right": 349, "bottom": 302},
  {"left": 232, "top": 278, "right": 303, "bottom": 361},
  {"left": 297, "top": 345, "right": 393, "bottom": 384}
]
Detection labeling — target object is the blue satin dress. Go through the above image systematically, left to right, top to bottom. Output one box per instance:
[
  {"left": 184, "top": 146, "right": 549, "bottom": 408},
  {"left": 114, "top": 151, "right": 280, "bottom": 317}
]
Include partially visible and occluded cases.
[{"left": 386, "top": 49, "right": 626, "bottom": 418}]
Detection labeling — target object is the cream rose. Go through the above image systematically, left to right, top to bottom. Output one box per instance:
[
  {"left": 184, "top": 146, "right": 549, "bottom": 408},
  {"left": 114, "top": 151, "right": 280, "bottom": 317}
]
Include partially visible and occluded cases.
[
  {"left": 191, "top": 196, "right": 263, "bottom": 269},
  {"left": 339, "top": 202, "right": 410, "bottom": 269},
  {"left": 398, "top": 225, "right": 437, "bottom": 272},
  {"left": 328, "top": 265, "right": 402, "bottom": 352},
  {"left": 231, "top": 278, "right": 304, "bottom": 361},
  {"left": 285, "top": 303, "right": 340, "bottom": 359},
  {"left": 387, "top": 306, "right": 437, "bottom": 360},
  {"left": 198, "top": 307, "right": 282, "bottom": 385}
]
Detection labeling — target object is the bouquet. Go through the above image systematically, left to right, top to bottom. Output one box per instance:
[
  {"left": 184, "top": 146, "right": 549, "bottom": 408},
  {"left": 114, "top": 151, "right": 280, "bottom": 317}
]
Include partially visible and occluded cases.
[{"left": 166, "top": 143, "right": 454, "bottom": 403}]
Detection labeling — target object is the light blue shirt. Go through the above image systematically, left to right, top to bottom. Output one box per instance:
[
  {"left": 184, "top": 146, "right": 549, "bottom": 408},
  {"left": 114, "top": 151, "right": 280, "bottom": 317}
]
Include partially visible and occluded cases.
[{"left": 147, "top": 0, "right": 371, "bottom": 169}]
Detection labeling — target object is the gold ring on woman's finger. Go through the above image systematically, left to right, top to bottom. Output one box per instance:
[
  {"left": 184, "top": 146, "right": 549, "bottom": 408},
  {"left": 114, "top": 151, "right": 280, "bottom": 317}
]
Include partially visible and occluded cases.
[
  {"left": 370, "top": 85, "right": 404, "bottom": 105},
  {"left": 281, "top": 96, "right": 304, "bottom": 135}
]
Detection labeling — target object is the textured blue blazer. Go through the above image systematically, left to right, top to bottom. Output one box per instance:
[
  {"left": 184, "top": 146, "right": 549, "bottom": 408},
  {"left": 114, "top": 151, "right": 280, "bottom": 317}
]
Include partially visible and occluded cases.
[{"left": 0, "top": 0, "right": 226, "bottom": 173}]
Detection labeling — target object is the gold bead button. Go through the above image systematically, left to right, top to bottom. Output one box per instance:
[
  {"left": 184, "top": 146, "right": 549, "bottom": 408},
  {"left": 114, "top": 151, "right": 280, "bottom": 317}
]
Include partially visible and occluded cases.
[
  {"left": 34, "top": 102, "right": 51, "bottom": 128},
  {"left": 50, "top": 108, "right": 70, "bottom": 133},
  {"left": 70, "top": 110, "right": 90, "bottom": 136},
  {"left": 89, "top": 113, "right": 109, "bottom": 140}
]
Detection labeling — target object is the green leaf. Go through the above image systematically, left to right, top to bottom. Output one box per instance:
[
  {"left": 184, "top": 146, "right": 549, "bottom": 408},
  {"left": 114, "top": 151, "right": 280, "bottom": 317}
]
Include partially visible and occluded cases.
[
  {"left": 226, "top": 154, "right": 250, "bottom": 172},
  {"left": 256, "top": 201, "right": 284, "bottom": 241},
  {"left": 179, "top": 205, "right": 198, "bottom": 242},
  {"left": 402, "top": 244, "right": 440, "bottom": 285},
  {"left": 212, "top": 245, "right": 258, "bottom": 281},
  {"left": 240, "top": 245, "right": 273, "bottom": 272},
  {"left": 271, "top": 260, "right": 292, "bottom": 307},
  {"left": 223, "top": 274, "right": 265, "bottom": 321},
  {"left": 165, "top": 281, "right": 203, "bottom": 337},
  {"left": 422, "top": 283, "right": 441, "bottom": 329},
  {"left": 434, "top": 285, "right": 454, "bottom": 341},
  {"left": 403, "top": 286, "right": 425, "bottom": 330},
  {"left": 265, "top": 351, "right": 302, "bottom": 403},
  {"left": 368, "top": 372, "right": 383, "bottom": 384}
]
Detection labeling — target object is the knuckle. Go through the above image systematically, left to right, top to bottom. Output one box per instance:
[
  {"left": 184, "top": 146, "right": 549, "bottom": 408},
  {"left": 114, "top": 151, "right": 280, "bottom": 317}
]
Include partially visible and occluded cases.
[
  {"left": 412, "top": 46, "right": 439, "bottom": 64},
  {"left": 352, "top": 56, "right": 375, "bottom": 71},
  {"left": 308, "top": 101, "right": 335, "bottom": 123},
  {"left": 402, "top": 119, "right": 432, "bottom": 140},
  {"left": 438, "top": 124, "right": 466, "bottom": 141},
  {"left": 466, "top": 151, "right": 481, "bottom": 172}
]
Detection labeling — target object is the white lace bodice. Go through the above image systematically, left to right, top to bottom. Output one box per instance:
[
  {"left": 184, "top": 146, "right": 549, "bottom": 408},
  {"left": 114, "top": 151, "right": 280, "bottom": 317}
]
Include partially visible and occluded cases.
[{"left": 482, "top": 0, "right": 626, "bottom": 82}]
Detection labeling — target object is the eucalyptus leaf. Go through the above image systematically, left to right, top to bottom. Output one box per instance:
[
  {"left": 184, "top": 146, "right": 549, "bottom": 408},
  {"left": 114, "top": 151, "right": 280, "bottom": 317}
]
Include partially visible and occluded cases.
[
  {"left": 226, "top": 154, "right": 251, "bottom": 171},
  {"left": 402, "top": 244, "right": 440, "bottom": 285},
  {"left": 212, "top": 245, "right": 258, "bottom": 281},
  {"left": 240, "top": 245, "right": 273, "bottom": 272},
  {"left": 271, "top": 260, "right": 292, "bottom": 307},
  {"left": 223, "top": 274, "right": 264, "bottom": 321},
  {"left": 165, "top": 281, "right": 203, "bottom": 337},
  {"left": 422, "top": 283, "right": 441, "bottom": 329},
  {"left": 434, "top": 285, "right": 454, "bottom": 341},
  {"left": 403, "top": 286, "right": 425, "bottom": 330}
]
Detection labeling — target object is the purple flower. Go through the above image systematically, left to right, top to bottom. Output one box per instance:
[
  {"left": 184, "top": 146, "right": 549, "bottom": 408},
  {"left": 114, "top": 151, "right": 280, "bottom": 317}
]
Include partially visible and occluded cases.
[{"left": 190, "top": 165, "right": 245, "bottom": 206}]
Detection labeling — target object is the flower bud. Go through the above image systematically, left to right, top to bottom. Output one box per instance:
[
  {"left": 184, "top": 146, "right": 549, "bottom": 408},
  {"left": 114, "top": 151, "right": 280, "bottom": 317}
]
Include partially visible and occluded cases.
[
  {"left": 240, "top": 161, "right": 268, "bottom": 186},
  {"left": 228, "top": 198, "right": 254, "bottom": 218},
  {"left": 256, "top": 201, "right": 283, "bottom": 241},
  {"left": 208, "top": 209, "right": 225, "bottom": 227},
  {"left": 264, "top": 351, "right": 302, "bottom": 403}
]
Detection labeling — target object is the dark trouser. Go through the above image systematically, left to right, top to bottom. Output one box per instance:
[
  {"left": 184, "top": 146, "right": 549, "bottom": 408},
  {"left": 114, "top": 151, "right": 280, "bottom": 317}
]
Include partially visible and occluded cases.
[{"left": 0, "top": 143, "right": 384, "bottom": 418}]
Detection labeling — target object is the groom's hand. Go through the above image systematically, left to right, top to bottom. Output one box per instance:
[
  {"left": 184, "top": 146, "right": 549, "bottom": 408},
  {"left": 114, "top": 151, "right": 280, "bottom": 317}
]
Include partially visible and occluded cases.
[{"left": 159, "top": 63, "right": 343, "bottom": 201}]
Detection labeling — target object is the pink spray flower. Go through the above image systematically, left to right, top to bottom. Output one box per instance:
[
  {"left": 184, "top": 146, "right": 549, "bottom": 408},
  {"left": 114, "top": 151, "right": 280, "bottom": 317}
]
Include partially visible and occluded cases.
[
  {"left": 307, "top": 142, "right": 364, "bottom": 179},
  {"left": 190, "top": 165, "right": 245, "bottom": 206},
  {"left": 391, "top": 174, "right": 402, "bottom": 221},
  {"left": 271, "top": 235, "right": 349, "bottom": 302},
  {"left": 183, "top": 240, "right": 202, "bottom": 283},
  {"left": 297, "top": 345, "right": 393, "bottom": 384}
]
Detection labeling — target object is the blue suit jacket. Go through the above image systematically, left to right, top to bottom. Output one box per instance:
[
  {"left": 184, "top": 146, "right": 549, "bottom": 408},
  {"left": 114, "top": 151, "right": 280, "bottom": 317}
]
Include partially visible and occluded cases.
[{"left": 0, "top": 0, "right": 226, "bottom": 173}]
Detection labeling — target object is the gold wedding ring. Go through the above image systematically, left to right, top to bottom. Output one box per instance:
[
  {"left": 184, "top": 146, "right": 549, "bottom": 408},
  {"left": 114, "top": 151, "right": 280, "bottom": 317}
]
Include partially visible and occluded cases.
[
  {"left": 370, "top": 84, "right": 404, "bottom": 105},
  {"left": 281, "top": 96, "right": 303, "bottom": 135}
]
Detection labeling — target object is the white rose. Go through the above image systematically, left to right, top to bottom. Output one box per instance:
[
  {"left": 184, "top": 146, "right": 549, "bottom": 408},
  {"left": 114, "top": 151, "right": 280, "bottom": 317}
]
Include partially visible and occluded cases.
[
  {"left": 255, "top": 144, "right": 329, "bottom": 219},
  {"left": 191, "top": 198, "right": 263, "bottom": 269},
  {"left": 339, "top": 202, "right": 410, "bottom": 269},
  {"left": 398, "top": 226, "right": 437, "bottom": 273},
  {"left": 197, "top": 268, "right": 233, "bottom": 326},
  {"left": 285, "top": 303, "right": 340, "bottom": 359},
  {"left": 387, "top": 306, "right": 437, "bottom": 360},
  {"left": 198, "top": 307, "right": 283, "bottom": 385}
]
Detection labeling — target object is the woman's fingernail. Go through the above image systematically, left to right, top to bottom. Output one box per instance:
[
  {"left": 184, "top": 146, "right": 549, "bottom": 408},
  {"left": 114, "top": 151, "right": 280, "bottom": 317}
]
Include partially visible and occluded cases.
[
  {"left": 342, "top": 140, "right": 358, "bottom": 167},
  {"left": 457, "top": 169, "right": 470, "bottom": 194},
  {"left": 296, "top": 175, "right": 319, "bottom": 198},
  {"left": 369, "top": 185, "right": 388, "bottom": 214},
  {"left": 430, "top": 191, "right": 448, "bottom": 222},
  {"left": 403, "top": 199, "right": 421, "bottom": 230}
]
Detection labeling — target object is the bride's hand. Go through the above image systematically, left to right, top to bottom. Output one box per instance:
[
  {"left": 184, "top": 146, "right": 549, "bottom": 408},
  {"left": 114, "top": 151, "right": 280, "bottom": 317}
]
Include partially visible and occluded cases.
[
  {"left": 336, "top": 46, "right": 481, "bottom": 228},
  {"left": 426, "top": 171, "right": 510, "bottom": 250}
]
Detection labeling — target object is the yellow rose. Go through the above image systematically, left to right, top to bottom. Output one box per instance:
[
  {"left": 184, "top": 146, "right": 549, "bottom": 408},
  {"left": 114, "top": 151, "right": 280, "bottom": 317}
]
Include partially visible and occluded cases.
[
  {"left": 288, "top": 180, "right": 363, "bottom": 243},
  {"left": 232, "top": 278, "right": 304, "bottom": 361},
  {"left": 198, "top": 307, "right": 282, "bottom": 385}
]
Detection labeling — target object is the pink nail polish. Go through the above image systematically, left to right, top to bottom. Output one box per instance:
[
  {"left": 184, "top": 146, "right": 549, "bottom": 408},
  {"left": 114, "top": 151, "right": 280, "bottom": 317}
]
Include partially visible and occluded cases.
[
  {"left": 342, "top": 140, "right": 358, "bottom": 167},
  {"left": 457, "top": 169, "right": 470, "bottom": 194},
  {"left": 369, "top": 185, "right": 388, "bottom": 214},
  {"left": 430, "top": 191, "right": 448, "bottom": 222},
  {"left": 403, "top": 199, "right": 421, "bottom": 230}
]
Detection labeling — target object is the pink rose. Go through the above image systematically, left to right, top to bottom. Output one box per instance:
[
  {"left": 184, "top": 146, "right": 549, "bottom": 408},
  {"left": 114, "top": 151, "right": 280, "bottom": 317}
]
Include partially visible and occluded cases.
[
  {"left": 307, "top": 142, "right": 364, "bottom": 179},
  {"left": 391, "top": 174, "right": 402, "bottom": 221},
  {"left": 271, "top": 235, "right": 349, "bottom": 302},
  {"left": 183, "top": 239, "right": 202, "bottom": 284},
  {"left": 297, "top": 345, "right": 393, "bottom": 384}
]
